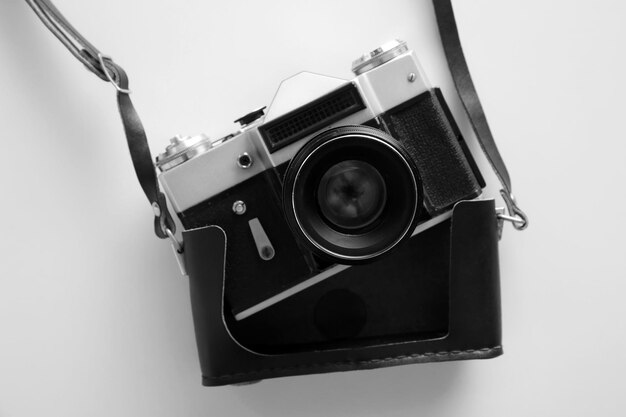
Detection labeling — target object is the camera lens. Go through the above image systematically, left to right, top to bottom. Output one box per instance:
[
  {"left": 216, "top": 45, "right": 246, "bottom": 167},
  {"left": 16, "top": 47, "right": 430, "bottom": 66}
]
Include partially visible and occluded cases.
[
  {"left": 283, "top": 125, "right": 423, "bottom": 264},
  {"left": 317, "top": 160, "right": 387, "bottom": 231}
]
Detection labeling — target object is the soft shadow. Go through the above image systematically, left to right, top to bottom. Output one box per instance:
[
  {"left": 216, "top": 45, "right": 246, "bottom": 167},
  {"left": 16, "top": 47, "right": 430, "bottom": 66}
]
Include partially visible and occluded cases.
[{"left": 232, "top": 360, "right": 466, "bottom": 416}]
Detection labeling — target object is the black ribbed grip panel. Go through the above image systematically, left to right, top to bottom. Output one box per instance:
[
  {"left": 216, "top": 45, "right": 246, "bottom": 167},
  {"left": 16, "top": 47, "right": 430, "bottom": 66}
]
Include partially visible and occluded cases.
[{"left": 385, "top": 90, "right": 482, "bottom": 213}]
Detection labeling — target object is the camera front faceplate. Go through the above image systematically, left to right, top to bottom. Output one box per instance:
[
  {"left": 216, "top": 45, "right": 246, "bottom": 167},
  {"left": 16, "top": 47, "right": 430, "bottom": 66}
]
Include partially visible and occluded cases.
[{"left": 156, "top": 40, "right": 483, "bottom": 319}]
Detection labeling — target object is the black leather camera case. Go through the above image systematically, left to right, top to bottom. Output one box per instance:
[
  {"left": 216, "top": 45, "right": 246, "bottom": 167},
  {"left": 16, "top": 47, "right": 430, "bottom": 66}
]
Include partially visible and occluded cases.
[{"left": 184, "top": 198, "right": 501, "bottom": 386}]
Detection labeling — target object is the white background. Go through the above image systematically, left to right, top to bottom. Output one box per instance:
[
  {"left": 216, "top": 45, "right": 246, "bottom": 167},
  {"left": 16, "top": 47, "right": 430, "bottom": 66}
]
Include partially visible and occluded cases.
[{"left": 1, "top": 0, "right": 625, "bottom": 415}]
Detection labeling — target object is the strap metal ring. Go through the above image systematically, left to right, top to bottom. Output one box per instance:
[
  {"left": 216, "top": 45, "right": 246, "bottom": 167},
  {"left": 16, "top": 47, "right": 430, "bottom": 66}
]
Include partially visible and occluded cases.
[
  {"left": 97, "top": 53, "right": 132, "bottom": 94},
  {"left": 500, "top": 190, "right": 529, "bottom": 230},
  {"left": 497, "top": 213, "right": 527, "bottom": 226},
  {"left": 165, "top": 228, "right": 183, "bottom": 254}
]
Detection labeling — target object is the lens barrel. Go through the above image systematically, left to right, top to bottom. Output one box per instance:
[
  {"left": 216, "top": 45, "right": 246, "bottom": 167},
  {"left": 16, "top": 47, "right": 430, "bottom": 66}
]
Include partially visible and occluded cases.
[{"left": 282, "top": 125, "right": 422, "bottom": 264}]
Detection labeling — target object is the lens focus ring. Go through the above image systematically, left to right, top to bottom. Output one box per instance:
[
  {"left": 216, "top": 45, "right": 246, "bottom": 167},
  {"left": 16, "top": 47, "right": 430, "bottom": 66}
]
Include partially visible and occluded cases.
[{"left": 282, "top": 125, "right": 423, "bottom": 264}]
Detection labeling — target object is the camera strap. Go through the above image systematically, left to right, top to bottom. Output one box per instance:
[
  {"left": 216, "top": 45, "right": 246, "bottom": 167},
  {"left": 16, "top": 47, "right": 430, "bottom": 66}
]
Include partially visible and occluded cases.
[
  {"left": 24, "top": 0, "right": 177, "bottom": 241},
  {"left": 25, "top": 0, "right": 527, "bottom": 240},
  {"left": 432, "top": 1, "right": 528, "bottom": 230}
]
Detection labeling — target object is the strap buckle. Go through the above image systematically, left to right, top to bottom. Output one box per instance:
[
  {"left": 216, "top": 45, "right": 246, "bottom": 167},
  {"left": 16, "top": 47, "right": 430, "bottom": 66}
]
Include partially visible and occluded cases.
[
  {"left": 97, "top": 53, "right": 132, "bottom": 94},
  {"left": 498, "top": 190, "right": 528, "bottom": 230}
]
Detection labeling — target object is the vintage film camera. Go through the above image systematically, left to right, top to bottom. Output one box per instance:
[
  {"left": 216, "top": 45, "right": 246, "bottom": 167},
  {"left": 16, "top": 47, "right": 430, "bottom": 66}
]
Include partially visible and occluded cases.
[
  {"left": 25, "top": 0, "right": 524, "bottom": 386},
  {"left": 157, "top": 40, "right": 501, "bottom": 384}
]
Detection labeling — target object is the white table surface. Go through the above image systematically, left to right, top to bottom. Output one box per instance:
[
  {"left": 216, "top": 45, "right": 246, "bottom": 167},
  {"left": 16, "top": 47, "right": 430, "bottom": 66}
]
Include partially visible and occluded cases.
[{"left": 1, "top": 0, "right": 624, "bottom": 415}]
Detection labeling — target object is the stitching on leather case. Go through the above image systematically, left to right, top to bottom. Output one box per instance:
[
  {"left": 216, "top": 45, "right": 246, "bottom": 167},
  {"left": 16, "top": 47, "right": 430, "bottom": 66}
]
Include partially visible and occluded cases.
[{"left": 209, "top": 345, "right": 502, "bottom": 380}]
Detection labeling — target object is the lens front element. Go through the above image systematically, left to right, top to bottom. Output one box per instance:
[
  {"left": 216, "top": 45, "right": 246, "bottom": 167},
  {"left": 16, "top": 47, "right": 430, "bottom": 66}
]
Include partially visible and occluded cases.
[
  {"left": 283, "top": 125, "right": 423, "bottom": 264},
  {"left": 317, "top": 160, "right": 387, "bottom": 231}
]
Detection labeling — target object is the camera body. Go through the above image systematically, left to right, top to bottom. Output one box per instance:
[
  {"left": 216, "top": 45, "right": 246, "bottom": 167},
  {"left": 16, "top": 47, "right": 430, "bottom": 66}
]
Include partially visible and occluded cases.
[{"left": 157, "top": 40, "right": 484, "bottom": 320}]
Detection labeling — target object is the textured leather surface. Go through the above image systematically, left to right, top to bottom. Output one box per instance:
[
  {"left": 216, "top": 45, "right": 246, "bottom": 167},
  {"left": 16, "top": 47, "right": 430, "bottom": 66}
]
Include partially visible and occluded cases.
[
  {"left": 384, "top": 89, "right": 482, "bottom": 213},
  {"left": 184, "top": 199, "right": 502, "bottom": 386}
]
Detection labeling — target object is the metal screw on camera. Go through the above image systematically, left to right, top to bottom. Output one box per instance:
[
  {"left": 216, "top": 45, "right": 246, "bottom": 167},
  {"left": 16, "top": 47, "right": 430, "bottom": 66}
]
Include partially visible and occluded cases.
[
  {"left": 407, "top": 72, "right": 416, "bottom": 82},
  {"left": 237, "top": 152, "right": 253, "bottom": 169},
  {"left": 232, "top": 200, "right": 247, "bottom": 215}
]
